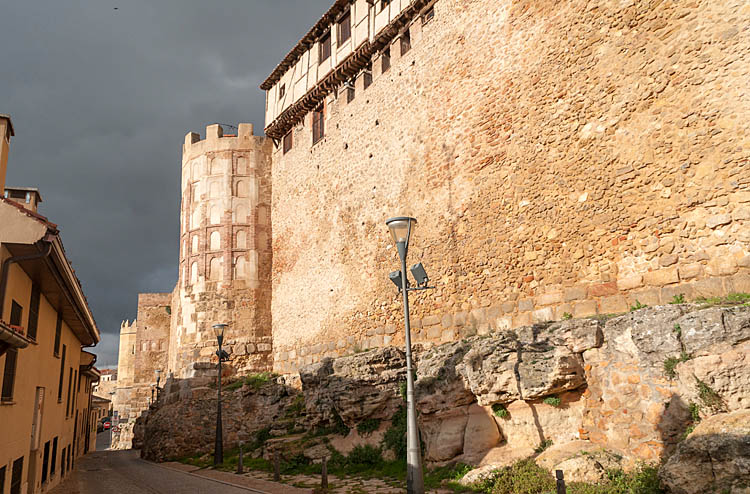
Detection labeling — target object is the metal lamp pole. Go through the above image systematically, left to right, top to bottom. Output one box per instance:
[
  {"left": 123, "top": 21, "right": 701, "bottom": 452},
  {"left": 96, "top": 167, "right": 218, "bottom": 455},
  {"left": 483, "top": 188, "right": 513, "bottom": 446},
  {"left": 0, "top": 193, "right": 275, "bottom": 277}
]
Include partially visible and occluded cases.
[
  {"left": 386, "top": 217, "right": 424, "bottom": 494},
  {"left": 213, "top": 324, "right": 228, "bottom": 466}
]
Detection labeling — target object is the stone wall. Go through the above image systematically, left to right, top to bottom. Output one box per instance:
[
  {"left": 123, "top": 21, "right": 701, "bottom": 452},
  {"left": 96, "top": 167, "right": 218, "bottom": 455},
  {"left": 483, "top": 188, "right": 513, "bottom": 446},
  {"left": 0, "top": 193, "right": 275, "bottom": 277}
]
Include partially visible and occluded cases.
[
  {"left": 270, "top": 0, "right": 750, "bottom": 373},
  {"left": 134, "top": 293, "right": 171, "bottom": 383}
]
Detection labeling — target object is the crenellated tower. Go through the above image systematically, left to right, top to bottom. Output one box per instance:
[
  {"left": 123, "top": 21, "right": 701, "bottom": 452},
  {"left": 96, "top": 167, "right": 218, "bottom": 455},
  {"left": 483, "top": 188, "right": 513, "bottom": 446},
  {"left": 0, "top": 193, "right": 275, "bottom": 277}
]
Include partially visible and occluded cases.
[{"left": 168, "top": 123, "right": 273, "bottom": 377}]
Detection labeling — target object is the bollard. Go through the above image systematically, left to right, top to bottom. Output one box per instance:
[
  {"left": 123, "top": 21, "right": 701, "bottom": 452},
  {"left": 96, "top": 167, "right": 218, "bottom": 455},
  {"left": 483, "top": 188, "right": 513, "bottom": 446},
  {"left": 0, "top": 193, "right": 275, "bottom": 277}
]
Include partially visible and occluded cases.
[
  {"left": 236, "top": 441, "right": 244, "bottom": 474},
  {"left": 273, "top": 454, "right": 280, "bottom": 481},
  {"left": 321, "top": 456, "right": 328, "bottom": 489},
  {"left": 556, "top": 470, "right": 566, "bottom": 494}
]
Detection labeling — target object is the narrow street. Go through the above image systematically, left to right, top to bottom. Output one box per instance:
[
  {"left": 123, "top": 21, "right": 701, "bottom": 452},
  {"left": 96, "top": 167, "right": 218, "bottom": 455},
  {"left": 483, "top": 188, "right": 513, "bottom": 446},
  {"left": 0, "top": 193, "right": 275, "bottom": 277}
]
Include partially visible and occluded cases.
[{"left": 48, "top": 433, "right": 303, "bottom": 494}]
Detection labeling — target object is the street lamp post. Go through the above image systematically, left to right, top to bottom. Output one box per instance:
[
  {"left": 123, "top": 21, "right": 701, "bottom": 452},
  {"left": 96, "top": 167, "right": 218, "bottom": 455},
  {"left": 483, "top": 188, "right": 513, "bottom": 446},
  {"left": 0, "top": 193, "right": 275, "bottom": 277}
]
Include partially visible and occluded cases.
[
  {"left": 386, "top": 216, "right": 426, "bottom": 494},
  {"left": 213, "top": 323, "right": 228, "bottom": 466},
  {"left": 154, "top": 369, "right": 162, "bottom": 403}
]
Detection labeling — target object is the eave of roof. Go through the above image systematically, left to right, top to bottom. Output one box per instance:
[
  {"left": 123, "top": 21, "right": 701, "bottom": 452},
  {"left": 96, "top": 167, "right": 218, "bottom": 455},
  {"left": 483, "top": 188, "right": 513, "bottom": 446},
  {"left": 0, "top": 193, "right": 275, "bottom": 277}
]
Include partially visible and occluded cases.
[
  {"left": 260, "top": 0, "right": 352, "bottom": 91},
  {"left": 0, "top": 114, "right": 14, "bottom": 137},
  {"left": 4, "top": 187, "right": 44, "bottom": 203},
  {"left": 0, "top": 197, "right": 57, "bottom": 232}
]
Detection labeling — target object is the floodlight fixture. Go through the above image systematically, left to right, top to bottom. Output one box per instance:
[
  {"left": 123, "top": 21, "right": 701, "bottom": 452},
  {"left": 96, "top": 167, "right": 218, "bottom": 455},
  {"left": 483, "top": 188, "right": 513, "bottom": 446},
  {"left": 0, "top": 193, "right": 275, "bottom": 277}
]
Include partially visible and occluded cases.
[
  {"left": 410, "top": 263, "right": 429, "bottom": 287},
  {"left": 389, "top": 270, "right": 403, "bottom": 289}
]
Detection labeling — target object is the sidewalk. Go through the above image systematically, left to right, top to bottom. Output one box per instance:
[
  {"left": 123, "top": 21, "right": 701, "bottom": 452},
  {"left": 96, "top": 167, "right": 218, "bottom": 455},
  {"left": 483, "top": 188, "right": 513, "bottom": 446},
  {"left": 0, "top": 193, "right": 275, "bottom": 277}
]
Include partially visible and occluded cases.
[{"left": 159, "top": 462, "right": 314, "bottom": 494}]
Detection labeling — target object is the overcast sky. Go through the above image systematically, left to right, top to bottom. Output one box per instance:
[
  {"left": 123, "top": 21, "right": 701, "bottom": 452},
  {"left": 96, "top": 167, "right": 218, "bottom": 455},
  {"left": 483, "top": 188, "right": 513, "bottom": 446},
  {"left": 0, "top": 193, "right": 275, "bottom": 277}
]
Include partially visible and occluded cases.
[{"left": 0, "top": 0, "right": 333, "bottom": 367}]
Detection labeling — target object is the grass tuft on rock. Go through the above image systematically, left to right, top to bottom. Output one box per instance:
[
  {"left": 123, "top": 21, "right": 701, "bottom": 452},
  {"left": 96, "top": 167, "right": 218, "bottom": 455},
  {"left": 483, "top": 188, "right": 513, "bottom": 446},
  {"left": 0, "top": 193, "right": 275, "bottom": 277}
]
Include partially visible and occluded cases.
[
  {"left": 542, "top": 396, "right": 562, "bottom": 407},
  {"left": 491, "top": 403, "right": 509, "bottom": 419}
]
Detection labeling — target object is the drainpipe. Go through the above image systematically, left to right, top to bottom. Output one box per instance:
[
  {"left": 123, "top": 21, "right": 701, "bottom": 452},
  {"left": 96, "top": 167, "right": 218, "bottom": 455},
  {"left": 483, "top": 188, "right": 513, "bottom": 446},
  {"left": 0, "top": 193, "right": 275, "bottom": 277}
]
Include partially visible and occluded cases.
[{"left": 0, "top": 240, "right": 52, "bottom": 321}]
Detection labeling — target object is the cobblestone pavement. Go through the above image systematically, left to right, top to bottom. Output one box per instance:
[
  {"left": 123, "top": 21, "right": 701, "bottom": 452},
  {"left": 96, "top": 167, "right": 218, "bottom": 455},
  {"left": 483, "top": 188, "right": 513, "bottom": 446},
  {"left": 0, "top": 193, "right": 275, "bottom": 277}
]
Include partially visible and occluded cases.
[{"left": 48, "top": 450, "right": 308, "bottom": 494}]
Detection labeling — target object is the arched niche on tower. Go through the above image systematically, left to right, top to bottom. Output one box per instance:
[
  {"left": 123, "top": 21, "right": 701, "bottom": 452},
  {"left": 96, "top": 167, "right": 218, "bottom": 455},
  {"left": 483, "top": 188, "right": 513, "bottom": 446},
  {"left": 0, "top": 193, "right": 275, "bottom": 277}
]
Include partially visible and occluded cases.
[
  {"left": 236, "top": 156, "right": 248, "bottom": 175},
  {"left": 235, "top": 180, "right": 248, "bottom": 198},
  {"left": 209, "top": 181, "right": 222, "bottom": 199},
  {"left": 233, "top": 203, "right": 248, "bottom": 223},
  {"left": 209, "top": 204, "right": 222, "bottom": 225},
  {"left": 191, "top": 208, "right": 201, "bottom": 229},
  {"left": 236, "top": 230, "right": 247, "bottom": 249},
  {"left": 210, "top": 231, "right": 221, "bottom": 251},
  {"left": 191, "top": 235, "right": 199, "bottom": 254},
  {"left": 234, "top": 255, "right": 247, "bottom": 279},
  {"left": 209, "top": 256, "right": 223, "bottom": 281},
  {"left": 190, "top": 261, "right": 199, "bottom": 285}
]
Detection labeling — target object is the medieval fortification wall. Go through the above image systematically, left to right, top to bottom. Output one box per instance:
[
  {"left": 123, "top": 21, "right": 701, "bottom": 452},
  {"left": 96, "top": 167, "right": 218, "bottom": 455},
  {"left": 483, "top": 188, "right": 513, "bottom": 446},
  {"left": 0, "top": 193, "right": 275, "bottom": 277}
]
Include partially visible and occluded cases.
[{"left": 119, "top": 0, "right": 749, "bottom": 380}]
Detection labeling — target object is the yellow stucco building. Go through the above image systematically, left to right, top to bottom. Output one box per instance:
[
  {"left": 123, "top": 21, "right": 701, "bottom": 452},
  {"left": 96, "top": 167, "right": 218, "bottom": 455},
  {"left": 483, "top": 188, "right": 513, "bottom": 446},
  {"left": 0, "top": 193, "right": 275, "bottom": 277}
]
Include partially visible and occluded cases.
[{"left": 0, "top": 113, "right": 101, "bottom": 494}]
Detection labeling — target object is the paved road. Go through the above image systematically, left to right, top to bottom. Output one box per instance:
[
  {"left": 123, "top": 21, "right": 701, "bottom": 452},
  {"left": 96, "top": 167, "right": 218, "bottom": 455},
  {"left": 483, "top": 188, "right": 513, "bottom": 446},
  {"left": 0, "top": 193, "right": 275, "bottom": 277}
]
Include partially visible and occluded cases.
[
  {"left": 95, "top": 430, "right": 111, "bottom": 451},
  {"left": 49, "top": 449, "right": 258, "bottom": 494}
]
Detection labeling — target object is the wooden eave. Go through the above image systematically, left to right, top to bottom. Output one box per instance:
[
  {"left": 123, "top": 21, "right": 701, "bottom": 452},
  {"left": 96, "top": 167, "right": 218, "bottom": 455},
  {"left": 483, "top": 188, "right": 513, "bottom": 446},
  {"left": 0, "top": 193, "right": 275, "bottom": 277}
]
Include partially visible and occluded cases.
[{"left": 264, "top": 0, "right": 428, "bottom": 140}]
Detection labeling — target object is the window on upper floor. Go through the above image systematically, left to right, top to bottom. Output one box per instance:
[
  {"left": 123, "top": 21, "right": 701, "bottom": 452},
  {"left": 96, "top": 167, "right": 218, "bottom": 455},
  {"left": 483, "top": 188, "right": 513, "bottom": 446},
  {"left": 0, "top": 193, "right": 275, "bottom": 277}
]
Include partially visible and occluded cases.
[
  {"left": 380, "top": 0, "right": 391, "bottom": 12},
  {"left": 422, "top": 5, "right": 435, "bottom": 24},
  {"left": 338, "top": 9, "right": 351, "bottom": 46},
  {"left": 400, "top": 28, "right": 411, "bottom": 55},
  {"left": 319, "top": 30, "right": 331, "bottom": 63},
  {"left": 382, "top": 47, "right": 391, "bottom": 73},
  {"left": 363, "top": 63, "right": 373, "bottom": 89},
  {"left": 346, "top": 80, "right": 356, "bottom": 103},
  {"left": 279, "top": 84, "right": 286, "bottom": 100},
  {"left": 312, "top": 105, "right": 325, "bottom": 145},
  {"left": 283, "top": 130, "right": 293, "bottom": 154},
  {"left": 27, "top": 283, "right": 40, "bottom": 341},
  {"left": 9, "top": 300, "right": 22, "bottom": 327},
  {"left": 54, "top": 313, "right": 62, "bottom": 357},
  {"left": 58, "top": 345, "right": 66, "bottom": 402},
  {"left": 1, "top": 348, "right": 18, "bottom": 402}
]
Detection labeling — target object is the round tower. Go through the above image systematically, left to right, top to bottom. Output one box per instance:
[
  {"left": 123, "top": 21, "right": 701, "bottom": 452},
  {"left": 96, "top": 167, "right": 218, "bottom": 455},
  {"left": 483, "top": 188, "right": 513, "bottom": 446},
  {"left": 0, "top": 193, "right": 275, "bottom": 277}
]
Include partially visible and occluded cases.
[{"left": 169, "top": 123, "right": 273, "bottom": 377}]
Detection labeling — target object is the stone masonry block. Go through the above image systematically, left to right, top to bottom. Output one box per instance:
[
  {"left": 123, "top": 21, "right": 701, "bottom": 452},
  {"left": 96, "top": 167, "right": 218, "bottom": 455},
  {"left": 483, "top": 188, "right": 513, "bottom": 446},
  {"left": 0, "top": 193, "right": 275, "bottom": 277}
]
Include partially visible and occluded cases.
[
  {"left": 706, "top": 214, "right": 731, "bottom": 229},
  {"left": 706, "top": 256, "right": 738, "bottom": 276},
  {"left": 739, "top": 256, "right": 750, "bottom": 269},
  {"left": 679, "top": 263, "right": 703, "bottom": 280},
  {"left": 643, "top": 268, "right": 679, "bottom": 286},
  {"left": 726, "top": 273, "right": 750, "bottom": 294},
  {"left": 617, "top": 275, "right": 644, "bottom": 291},
  {"left": 688, "top": 278, "right": 725, "bottom": 299},
  {"left": 588, "top": 282, "right": 618, "bottom": 297},
  {"left": 661, "top": 284, "right": 694, "bottom": 303},
  {"left": 564, "top": 286, "right": 588, "bottom": 302},
  {"left": 626, "top": 289, "right": 660, "bottom": 307},
  {"left": 536, "top": 292, "right": 562, "bottom": 306},
  {"left": 598, "top": 295, "right": 628, "bottom": 314},
  {"left": 518, "top": 299, "right": 534, "bottom": 312},
  {"left": 573, "top": 300, "right": 598, "bottom": 318},
  {"left": 500, "top": 301, "right": 516, "bottom": 313},
  {"left": 554, "top": 304, "right": 573, "bottom": 320},
  {"left": 532, "top": 307, "right": 555, "bottom": 323},
  {"left": 470, "top": 308, "right": 486, "bottom": 324},
  {"left": 453, "top": 312, "right": 467, "bottom": 326},
  {"left": 513, "top": 312, "right": 532, "bottom": 327},
  {"left": 441, "top": 314, "right": 453, "bottom": 328},
  {"left": 422, "top": 315, "right": 440, "bottom": 326},
  {"left": 426, "top": 326, "right": 442, "bottom": 340}
]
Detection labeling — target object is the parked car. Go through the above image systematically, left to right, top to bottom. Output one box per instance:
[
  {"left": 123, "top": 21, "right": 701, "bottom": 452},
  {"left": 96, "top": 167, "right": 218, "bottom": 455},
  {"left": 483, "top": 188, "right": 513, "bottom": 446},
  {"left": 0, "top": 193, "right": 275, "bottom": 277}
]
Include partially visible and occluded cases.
[{"left": 98, "top": 416, "right": 111, "bottom": 433}]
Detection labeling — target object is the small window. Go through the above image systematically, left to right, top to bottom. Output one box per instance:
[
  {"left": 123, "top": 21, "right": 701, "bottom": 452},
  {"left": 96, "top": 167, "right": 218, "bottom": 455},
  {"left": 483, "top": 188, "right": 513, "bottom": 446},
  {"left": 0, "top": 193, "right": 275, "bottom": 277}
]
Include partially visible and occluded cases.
[
  {"left": 380, "top": 0, "right": 391, "bottom": 12},
  {"left": 422, "top": 6, "right": 435, "bottom": 24},
  {"left": 338, "top": 9, "right": 351, "bottom": 46},
  {"left": 400, "top": 29, "right": 411, "bottom": 55},
  {"left": 319, "top": 30, "right": 331, "bottom": 63},
  {"left": 381, "top": 48, "right": 391, "bottom": 73},
  {"left": 363, "top": 64, "right": 373, "bottom": 89},
  {"left": 346, "top": 81, "right": 355, "bottom": 104},
  {"left": 278, "top": 84, "right": 285, "bottom": 100},
  {"left": 312, "top": 105, "right": 325, "bottom": 145},
  {"left": 283, "top": 131, "right": 293, "bottom": 154},
  {"left": 28, "top": 283, "right": 41, "bottom": 341},
  {"left": 9, "top": 300, "right": 22, "bottom": 327},
  {"left": 54, "top": 313, "right": 62, "bottom": 356},
  {"left": 57, "top": 345, "right": 66, "bottom": 402},
  {"left": 1, "top": 348, "right": 18, "bottom": 401},
  {"left": 66, "top": 367, "right": 72, "bottom": 416},
  {"left": 51, "top": 438, "right": 58, "bottom": 476},
  {"left": 42, "top": 441, "right": 50, "bottom": 484},
  {"left": 10, "top": 457, "right": 23, "bottom": 494}
]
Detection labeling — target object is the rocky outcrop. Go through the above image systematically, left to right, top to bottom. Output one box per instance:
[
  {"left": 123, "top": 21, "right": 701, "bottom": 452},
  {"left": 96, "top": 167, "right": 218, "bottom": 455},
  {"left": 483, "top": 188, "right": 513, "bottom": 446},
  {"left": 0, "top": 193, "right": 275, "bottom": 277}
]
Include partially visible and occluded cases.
[
  {"left": 138, "top": 304, "right": 750, "bottom": 491},
  {"left": 299, "top": 347, "right": 406, "bottom": 427},
  {"left": 660, "top": 409, "right": 750, "bottom": 494}
]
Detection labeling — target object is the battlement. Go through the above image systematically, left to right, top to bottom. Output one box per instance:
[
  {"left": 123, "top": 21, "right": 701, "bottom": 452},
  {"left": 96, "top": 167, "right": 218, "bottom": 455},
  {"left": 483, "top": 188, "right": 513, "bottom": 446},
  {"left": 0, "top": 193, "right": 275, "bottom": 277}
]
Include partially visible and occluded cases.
[
  {"left": 182, "top": 123, "right": 267, "bottom": 163},
  {"left": 120, "top": 319, "right": 137, "bottom": 334}
]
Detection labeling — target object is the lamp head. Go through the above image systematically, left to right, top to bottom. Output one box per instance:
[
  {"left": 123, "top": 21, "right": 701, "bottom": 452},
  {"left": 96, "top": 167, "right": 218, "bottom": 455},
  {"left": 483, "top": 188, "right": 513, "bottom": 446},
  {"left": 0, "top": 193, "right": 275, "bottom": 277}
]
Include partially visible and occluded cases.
[
  {"left": 385, "top": 216, "right": 417, "bottom": 246},
  {"left": 410, "top": 263, "right": 429, "bottom": 287},
  {"left": 389, "top": 270, "right": 403, "bottom": 289},
  {"left": 213, "top": 323, "right": 228, "bottom": 344}
]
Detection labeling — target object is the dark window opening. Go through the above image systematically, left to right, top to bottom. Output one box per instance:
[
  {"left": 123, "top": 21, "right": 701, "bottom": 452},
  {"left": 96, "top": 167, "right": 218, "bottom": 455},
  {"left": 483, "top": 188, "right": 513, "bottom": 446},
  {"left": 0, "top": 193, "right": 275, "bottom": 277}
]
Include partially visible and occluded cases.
[
  {"left": 380, "top": 0, "right": 391, "bottom": 12},
  {"left": 423, "top": 5, "right": 435, "bottom": 23},
  {"left": 338, "top": 9, "right": 351, "bottom": 46},
  {"left": 400, "top": 29, "right": 411, "bottom": 55},
  {"left": 319, "top": 31, "right": 331, "bottom": 63},
  {"left": 381, "top": 48, "right": 391, "bottom": 73},
  {"left": 363, "top": 64, "right": 373, "bottom": 89},
  {"left": 345, "top": 79, "right": 356, "bottom": 103},
  {"left": 278, "top": 84, "right": 285, "bottom": 100},
  {"left": 312, "top": 106, "right": 325, "bottom": 145},
  {"left": 283, "top": 131, "right": 293, "bottom": 154},
  {"left": 9, "top": 190, "right": 25, "bottom": 200},
  {"left": 28, "top": 283, "right": 40, "bottom": 340},
  {"left": 9, "top": 300, "right": 22, "bottom": 327},
  {"left": 54, "top": 312, "right": 62, "bottom": 356},
  {"left": 57, "top": 345, "right": 66, "bottom": 402},
  {"left": 1, "top": 348, "right": 18, "bottom": 401},
  {"left": 66, "top": 367, "right": 72, "bottom": 416},
  {"left": 51, "top": 437, "right": 58, "bottom": 477},
  {"left": 42, "top": 441, "right": 50, "bottom": 484},
  {"left": 60, "top": 447, "right": 66, "bottom": 477},
  {"left": 67, "top": 447, "right": 71, "bottom": 472},
  {"left": 10, "top": 457, "right": 22, "bottom": 494},
  {"left": 0, "top": 465, "right": 5, "bottom": 494}
]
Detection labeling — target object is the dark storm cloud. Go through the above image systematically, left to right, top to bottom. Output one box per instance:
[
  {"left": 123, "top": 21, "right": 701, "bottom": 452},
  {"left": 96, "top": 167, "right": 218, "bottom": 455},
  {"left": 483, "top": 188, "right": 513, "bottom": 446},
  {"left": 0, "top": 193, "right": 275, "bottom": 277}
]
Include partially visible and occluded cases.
[{"left": 0, "top": 0, "right": 334, "bottom": 367}]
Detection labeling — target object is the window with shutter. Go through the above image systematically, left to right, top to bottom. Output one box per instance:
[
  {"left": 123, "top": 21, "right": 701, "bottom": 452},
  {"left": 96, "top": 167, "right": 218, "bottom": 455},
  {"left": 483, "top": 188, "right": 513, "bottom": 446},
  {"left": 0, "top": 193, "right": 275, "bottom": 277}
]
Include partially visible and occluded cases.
[
  {"left": 338, "top": 9, "right": 351, "bottom": 46},
  {"left": 400, "top": 29, "right": 411, "bottom": 55},
  {"left": 319, "top": 31, "right": 331, "bottom": 63},
  {"left": 382, "top": 48, "right": 391, "bottom": 73},
  {"left": 312, "top": 106, "right": 325, "bottom": 145},
  {"left": 283, "top": 131, "right": 293, "bottom": 154},
  {"left": 28, "top": 283, "right": 40, "bottom": 340},
  {"left": 9, "top": 300, "right": 22, "bottom": 327},
  {"left": 54, "top": 312, "right": 62, "bottom": 356},
  {"left": 57, "top": 345, "right": 66, "bottom": 402},
  {"left": 1, "top": 348, "right": 18, "bottom": 401}
]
